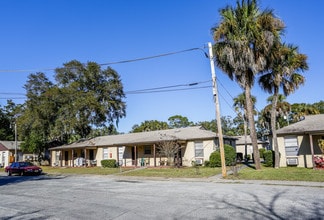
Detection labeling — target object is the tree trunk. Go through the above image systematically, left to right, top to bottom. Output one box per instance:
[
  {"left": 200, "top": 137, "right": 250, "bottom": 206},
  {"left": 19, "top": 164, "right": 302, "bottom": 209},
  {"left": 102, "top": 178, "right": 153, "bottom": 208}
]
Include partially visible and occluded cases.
[
  {"left": 245, "top": 86, "right": 261, "bottom": 170},
  {"left": 271, "top": 93, "right": 280, "bottom": 168},
  {"left": 243, "top": 115, "right": 248, "bottom": 162},
  {"left": 167, "top": 157, "right": 174, "bottom": 166}
]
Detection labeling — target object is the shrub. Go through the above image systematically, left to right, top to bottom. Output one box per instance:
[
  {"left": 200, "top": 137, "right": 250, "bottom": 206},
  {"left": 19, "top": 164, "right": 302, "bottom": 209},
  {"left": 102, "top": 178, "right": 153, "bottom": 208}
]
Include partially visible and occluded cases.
[
  {"left": 209, "top": 144, "right": 237, "bottom": 167},
  {"left": 224, "top": 144, "right": 237, "bottom": 166},
  {"left": 259, "top": 148, "right": 266, "bottom": 159},
  {"left": 263, "top": 150, "right": 274, "bottom": 167},
  {"left": 209, "top": 151, "right": 221, "bottom": 167},
  {"left": 101, "top": 159, "right": 117, "bottom": 168},
  {"left": 204, "top": 160, "right": 210, "bottom": 167}
]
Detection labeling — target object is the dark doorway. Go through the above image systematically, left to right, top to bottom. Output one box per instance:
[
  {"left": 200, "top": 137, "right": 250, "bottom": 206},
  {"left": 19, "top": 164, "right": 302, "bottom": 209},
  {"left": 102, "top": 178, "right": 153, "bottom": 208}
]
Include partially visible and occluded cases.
[
  {"left": 132, "top": 147, "right": 137, "bottom": 166},
  {"left": 89, "top": 149, "right": 94, "bottom": 160},
  {"left": 64, "top": 151, "right": 69, "bottom": 166}
]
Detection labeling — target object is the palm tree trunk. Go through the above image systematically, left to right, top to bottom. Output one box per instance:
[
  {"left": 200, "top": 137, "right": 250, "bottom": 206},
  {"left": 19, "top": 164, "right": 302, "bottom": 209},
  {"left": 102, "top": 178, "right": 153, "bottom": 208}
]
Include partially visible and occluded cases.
[
  {"left": 245, "top": 86, "right": 261, "bottom": 170},
  {"left": 271, "top": 93, "right": 280, "bottom": 168},
  {"left": 243, "top": 115, "right": 248, "bottom": 162}
]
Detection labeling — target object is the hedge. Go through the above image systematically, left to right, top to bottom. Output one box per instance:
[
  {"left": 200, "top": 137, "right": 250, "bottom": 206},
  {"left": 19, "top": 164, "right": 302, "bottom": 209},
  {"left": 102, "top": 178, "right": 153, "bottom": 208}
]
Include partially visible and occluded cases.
[{"left": 101, "top": 159, "right": 117, "bottom": 168}]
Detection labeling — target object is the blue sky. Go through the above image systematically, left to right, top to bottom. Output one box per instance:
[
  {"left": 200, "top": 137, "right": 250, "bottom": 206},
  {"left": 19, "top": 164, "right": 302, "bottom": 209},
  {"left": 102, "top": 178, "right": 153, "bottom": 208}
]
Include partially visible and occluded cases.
[{"left": 0, "top": 0, "right": 323, "bottom": 133}]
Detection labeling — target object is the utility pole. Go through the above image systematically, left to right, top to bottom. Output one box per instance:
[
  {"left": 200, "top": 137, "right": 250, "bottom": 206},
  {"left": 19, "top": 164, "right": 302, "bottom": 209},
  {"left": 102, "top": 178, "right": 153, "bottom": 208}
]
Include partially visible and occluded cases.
[
  {"left": 207, "top": 42, "right": 227, "bottom": 177},
  {"left": 15, "top": 122, "right": 17, "bottom": 162}
]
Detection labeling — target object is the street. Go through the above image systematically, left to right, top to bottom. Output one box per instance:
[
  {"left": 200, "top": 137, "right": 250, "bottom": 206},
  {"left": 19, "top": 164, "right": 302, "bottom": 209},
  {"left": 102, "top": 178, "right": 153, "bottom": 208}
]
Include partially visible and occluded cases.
[{"left": 0, "top": 174, "right": 323, "bottom": 220}]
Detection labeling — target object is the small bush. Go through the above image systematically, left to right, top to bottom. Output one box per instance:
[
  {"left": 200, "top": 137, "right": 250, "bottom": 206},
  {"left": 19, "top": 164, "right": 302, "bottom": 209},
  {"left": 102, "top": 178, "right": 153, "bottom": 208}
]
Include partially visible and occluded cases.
[
  {"left": 209, "top": 144, "right": 237, "bottom": 167},
  {"left": 224, "top": 144, "right": 237, "bottom": 166},
  {"left": 259, "top": 148, "right": 266, "bottom": 159},
  {"left": 263, "top": 150, "right": 274, "bottom": 167},
  {"left": 209, "top": 151, "right": 221, "bottom": 167},
  {"left": 101, "top": 159, "right": 117, "bottom": 168},
  {"left": 204, "top": 160, "right": 210, "bottom": 167}
]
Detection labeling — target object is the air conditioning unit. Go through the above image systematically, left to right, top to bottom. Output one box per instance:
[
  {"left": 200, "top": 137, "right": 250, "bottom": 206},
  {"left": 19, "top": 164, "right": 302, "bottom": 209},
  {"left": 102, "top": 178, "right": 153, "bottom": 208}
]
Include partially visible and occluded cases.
[
  {"left": 286, "top": 158, "right": 298, "bottom": 166},
  {"left": 195, "top": 159, "right": 203, "bottom": 165}
]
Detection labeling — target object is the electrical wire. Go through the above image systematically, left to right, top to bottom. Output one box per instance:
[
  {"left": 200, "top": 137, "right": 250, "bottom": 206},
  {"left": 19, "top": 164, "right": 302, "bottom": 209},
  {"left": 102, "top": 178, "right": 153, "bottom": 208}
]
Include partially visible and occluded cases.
[
  {"left": 0, "top": 47, "right": 206, "bottom": 73},
  {"left": 99, "top": 47, "right": 206, "bottom": 66},
  {"left": 125, "top": 80, "right": 211, "bottom": 94},
  {"left": 126, "top": 85, "right": 211, "bottom": 94}
]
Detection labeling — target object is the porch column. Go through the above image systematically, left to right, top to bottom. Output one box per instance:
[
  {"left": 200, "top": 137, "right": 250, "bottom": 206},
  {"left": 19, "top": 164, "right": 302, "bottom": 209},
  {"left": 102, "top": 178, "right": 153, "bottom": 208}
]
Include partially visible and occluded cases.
[
  {"left": 309, "top": 134, "right": 315, "bottom": 168},
  {"left": 153, "top": 144, "right": 156, "bottom": 167},
  {"left": 134, "top": 145, "right": 137, "bottom": 167},
  {"left": 116, "top": 147, "right": 119, "bottom": 165},
  {"left": 84, "top": 148, "right": 87, "bottom": 167},
  {"left": 72, "top": 149, "right": 74, "bottom": 167},
  {"left": 60, "top": 150, "right": 63, "bottom": 167}
]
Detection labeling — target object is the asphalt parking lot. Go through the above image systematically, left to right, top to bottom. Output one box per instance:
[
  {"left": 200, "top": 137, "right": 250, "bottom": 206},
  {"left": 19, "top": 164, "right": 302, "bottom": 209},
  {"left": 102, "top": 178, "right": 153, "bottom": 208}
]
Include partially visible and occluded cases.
[{"left": 0, "top": 173, "right": 323, "bottom": 220}]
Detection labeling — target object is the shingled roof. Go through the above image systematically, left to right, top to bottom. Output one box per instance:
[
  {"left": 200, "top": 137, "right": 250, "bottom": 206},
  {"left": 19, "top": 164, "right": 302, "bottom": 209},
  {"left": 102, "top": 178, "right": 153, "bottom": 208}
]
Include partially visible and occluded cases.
[
  {"left": 276, "top": 114, "right": 324, "bottom": 135},
  {"left": 50, "top": 126, "right": 235, "bottom": 150},
  {"left": 235, "top": 135, "right": 268, "bottom": 145},
  {"left": 0, "top": 141, "right": 22, "bottom": 150}
]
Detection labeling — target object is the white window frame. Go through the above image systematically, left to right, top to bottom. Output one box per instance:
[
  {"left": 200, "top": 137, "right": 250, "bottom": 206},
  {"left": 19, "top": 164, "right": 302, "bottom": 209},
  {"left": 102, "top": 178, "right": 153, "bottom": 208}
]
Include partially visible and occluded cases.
[
  {"left": 284, "top": 136, "right": 298, "bottom": 156},
  {"left": 194, "top": 141, "right": 204, "bottom": 158},
  {"left": 103, "top": 148, "right": 108, "bottom": 160}
]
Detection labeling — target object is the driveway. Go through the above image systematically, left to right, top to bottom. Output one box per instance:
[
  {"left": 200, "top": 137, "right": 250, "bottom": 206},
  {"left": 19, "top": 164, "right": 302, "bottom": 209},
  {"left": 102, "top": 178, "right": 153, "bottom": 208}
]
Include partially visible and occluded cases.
[{"left": 0, "top": 173, "right": 323, "bottom": 220}]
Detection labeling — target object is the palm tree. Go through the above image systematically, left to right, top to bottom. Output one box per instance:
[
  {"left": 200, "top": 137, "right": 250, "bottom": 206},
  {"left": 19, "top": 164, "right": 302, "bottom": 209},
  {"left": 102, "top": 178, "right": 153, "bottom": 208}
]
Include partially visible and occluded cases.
[
  {"left": 211, "top": 0, "right": 284, "bottom": 169},
  {"left": 258, "top": 44, "right": 308, "bottom": 168},
  {"left": 233, "top": 93, "right": 257, "bottom": 161},
  {"left": 263, "top": 94, "right": 291, "bottom": 128},
  {"left": 291, "top": 103, "right": 320, "bottom": 122}
]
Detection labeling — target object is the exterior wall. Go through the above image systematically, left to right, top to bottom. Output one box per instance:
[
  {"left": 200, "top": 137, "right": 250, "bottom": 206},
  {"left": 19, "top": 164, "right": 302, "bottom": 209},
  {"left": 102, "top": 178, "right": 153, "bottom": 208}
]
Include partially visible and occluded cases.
[
  {"left": 278, "top": 134, "right": 323, "bottom": 168},
  {"left": 277, "top": 136, "right": 287, "bottom": 167},
  {"left": 49, "top": 138, "right": 230, "bottom": 168},
  {"left": 182, "top": 140, "right": 216, "bottom": 166},
  {"left": 236, "top": 143, "right": 266, "bottom": 160},
  {"left": 236, "top": 144, "right": 253, "bottom": 160},
  {"left": 116, "top": 145, "right": 169, "bottom": 167},
  {"left": 96, "top": 146, "right": 117, "bottom": 167},
  {"left": 50, "top": 148, "right": 99, "bottom": 167},
  {"left": 0, "top": 150, "right": 23, "bottom": 167},
  {"left": 50, "top": 150, "right": 56, "bottom": 166},
  {"left": 0, "top": 151, "right": 9, "bottom": 167}
]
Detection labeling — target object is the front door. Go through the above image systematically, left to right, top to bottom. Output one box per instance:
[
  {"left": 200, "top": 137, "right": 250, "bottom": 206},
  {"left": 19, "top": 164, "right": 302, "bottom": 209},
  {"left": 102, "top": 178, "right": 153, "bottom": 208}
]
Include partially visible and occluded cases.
[
  {"left": 131, "top": 147, "right": 137, "bottom": 166},
  {"left": 64, "top": 151, "right": 69, "bottom": 166}
]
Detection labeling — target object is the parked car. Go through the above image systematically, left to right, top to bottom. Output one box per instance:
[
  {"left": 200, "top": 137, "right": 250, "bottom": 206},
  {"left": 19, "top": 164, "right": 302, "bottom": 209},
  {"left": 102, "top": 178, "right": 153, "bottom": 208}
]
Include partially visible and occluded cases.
[{"left": 5, "top": 162, "right": 42, "bottom": 176}]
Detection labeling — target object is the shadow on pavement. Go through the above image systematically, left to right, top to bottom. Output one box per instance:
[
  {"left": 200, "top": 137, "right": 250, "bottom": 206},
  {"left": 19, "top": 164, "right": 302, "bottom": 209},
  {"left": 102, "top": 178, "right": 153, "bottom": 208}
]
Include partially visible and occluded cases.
[{"left": 0, "top": 173, "right": 66, "bottom": 186}]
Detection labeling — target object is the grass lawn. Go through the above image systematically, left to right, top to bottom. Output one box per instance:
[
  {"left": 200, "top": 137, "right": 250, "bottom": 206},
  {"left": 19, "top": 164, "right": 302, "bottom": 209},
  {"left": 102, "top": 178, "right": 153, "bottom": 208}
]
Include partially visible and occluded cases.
[
  {"left": 2, "top": 165, "right": 323, "bottom": 182},
  {"left": 226, "top": 165, "right": 324, "bottom": 182},
  {"left": 40, "top": 166, "right": 223, "bottom": 178},
  {"left": 40, "top": 166, "right": 133, "bottom": 175},
  {"left": 119, "top": 167, "right": 223, "bottom": 178}
]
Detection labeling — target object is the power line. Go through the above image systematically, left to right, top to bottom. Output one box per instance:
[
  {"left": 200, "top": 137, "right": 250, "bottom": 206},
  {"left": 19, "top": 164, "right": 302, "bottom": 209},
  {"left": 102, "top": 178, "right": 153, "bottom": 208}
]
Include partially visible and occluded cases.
[
  {"left": 0, "top": 47, "right": 206, "bottom": 73},
  {"left": 99, "top": 47, "right": 206, "bottom": 66},
  {"left": 0, "top": 80, "right": 212, "bottom": 98},
  {"left": 125, "top": 80, "right": 211, "bottom": 94},
  {"left": 126, "top": 85, "right": 211, "bottom": 94}
]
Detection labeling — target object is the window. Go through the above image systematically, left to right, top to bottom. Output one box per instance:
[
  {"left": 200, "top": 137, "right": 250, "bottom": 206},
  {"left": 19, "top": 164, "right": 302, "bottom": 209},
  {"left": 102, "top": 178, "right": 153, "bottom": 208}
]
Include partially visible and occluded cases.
[
  {"left": 284, "top": 136, "right": 298, "bottom": 156},
  {"left": 195, "top": 142, "right": 204, "bottom": 157},
  {"left": 144, "top": 146, "right": 151, "bottom": 155},
  {"left": 103, "top": 148, "right": 108, "bottom": 159},
  {"left": 56, "top": 151, "right": 60, "bottom": 161}
]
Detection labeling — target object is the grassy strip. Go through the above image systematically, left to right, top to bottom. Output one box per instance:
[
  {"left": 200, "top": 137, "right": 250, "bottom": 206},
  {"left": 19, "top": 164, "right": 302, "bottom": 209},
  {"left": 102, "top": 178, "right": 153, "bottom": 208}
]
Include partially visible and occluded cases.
[
  {"left": 3, "top": 165, "right": 323, "bottom": 182},
  {"left": 227, "top": 165, "right": 324, "bottom": 182},
  {"left": 38, "top": 166, "right": 222, "bottom": 178},
  {"left": 40, "top": 166, "right": 133, "bottom": 175},
  {"left": 119, "top": 167, "right": 223, "bottom": 178}
]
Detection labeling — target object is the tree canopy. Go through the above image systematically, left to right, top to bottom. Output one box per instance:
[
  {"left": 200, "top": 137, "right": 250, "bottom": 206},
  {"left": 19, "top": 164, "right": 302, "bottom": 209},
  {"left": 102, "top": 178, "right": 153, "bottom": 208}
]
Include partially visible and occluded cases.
[{"left": 18, "top": 60, "right": 126, "bottom": 154}]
